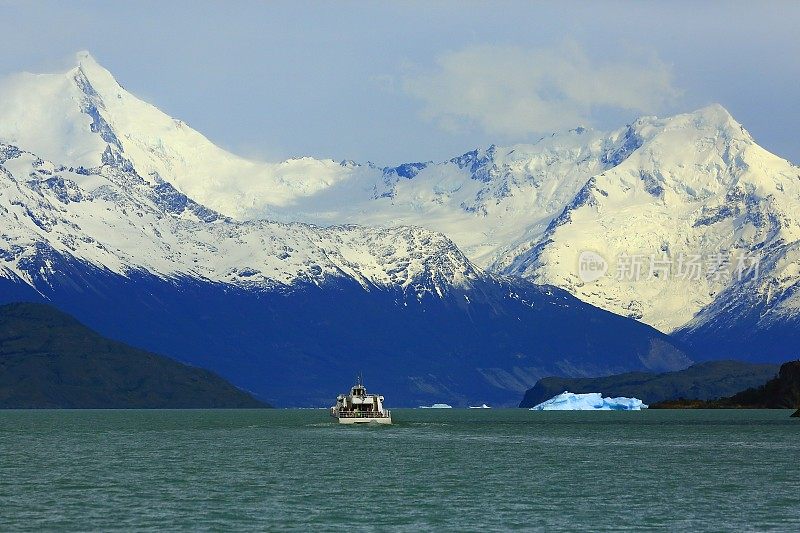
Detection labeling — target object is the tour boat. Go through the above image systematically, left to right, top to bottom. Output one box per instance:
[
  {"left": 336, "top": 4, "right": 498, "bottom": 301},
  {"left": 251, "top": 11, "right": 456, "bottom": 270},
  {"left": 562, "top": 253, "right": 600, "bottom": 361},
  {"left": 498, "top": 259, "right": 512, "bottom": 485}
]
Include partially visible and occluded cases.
[{"left": 330, "top": 377, "right": 392, "bottom": 424}]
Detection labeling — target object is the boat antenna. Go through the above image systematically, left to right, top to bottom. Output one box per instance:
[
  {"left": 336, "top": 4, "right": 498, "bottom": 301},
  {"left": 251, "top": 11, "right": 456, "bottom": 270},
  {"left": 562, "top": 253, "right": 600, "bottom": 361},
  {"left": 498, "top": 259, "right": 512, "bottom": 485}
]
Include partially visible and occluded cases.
[{"left": 357, "top": 372, "right": 363, "bottom": 386}]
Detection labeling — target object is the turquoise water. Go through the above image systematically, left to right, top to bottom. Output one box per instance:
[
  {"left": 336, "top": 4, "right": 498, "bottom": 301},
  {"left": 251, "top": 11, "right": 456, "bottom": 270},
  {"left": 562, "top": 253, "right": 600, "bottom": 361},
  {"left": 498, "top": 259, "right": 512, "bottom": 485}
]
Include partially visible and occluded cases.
[{"left": 1, "top": 409, "right": 798, "bottom": 531}]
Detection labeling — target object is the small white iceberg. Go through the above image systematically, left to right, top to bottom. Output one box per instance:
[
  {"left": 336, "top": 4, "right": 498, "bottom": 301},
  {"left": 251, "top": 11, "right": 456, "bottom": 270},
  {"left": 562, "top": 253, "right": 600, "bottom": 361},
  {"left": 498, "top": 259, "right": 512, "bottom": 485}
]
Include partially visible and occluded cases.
[
  {"left": 529, "top": 391, "right": 648, "bottom": 411},
  {"left": 419, "top": 403, "right": 453, "bottom": 409},
  {"left": 469, "top": 404, "right": 491, "bottom": 409}
]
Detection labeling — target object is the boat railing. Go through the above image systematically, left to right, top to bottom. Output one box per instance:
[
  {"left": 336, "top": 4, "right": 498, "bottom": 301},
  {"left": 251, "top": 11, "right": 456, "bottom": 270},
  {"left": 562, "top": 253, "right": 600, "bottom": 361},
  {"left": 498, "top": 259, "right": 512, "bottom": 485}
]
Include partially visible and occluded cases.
[{"left": 335, "top": 410, "right": 391, "bottom": 418}]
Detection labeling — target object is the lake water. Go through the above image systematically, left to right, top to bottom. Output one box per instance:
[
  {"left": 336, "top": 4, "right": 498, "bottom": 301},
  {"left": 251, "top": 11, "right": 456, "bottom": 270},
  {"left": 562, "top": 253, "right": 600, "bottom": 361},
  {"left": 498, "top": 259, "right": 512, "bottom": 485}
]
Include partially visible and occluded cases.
[{"left": 1, "top": 409, "right": 797, "bottom": 531}]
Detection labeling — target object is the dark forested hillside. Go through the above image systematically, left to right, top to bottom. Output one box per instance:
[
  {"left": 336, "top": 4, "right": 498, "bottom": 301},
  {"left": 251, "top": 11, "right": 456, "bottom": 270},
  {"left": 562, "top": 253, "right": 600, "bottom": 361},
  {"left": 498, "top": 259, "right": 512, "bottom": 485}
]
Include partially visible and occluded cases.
[{"left": 0, "top": 303, "right": 267, "bottom": 409}]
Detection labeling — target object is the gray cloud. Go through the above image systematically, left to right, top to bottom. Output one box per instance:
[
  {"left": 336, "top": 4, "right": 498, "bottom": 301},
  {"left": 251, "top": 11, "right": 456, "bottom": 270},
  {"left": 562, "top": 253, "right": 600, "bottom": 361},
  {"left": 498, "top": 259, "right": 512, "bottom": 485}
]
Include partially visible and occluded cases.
[
  {"left": 0, "top": 2, "right": 797, "bottom": 164},
  {"left": 403, "top": 43, "right": 680, "bottom": 137}
]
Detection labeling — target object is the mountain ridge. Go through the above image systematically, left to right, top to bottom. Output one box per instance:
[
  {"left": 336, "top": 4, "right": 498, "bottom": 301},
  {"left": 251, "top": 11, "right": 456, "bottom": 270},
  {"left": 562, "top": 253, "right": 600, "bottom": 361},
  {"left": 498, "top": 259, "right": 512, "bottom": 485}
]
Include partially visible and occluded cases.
[
  {"left": 1, "top": 53, "right": 798, "bottom": 365},
  {"left": 0, "top": 118, "right": 693, "bottom": 405},
  {"left": 0, "top": 260, "right": 693, "bottom": 406},
  {"left": 0, "top": 302, "right": 268, "bottom": 408},
  {"left": 518, "top": 360, "right": 781, "bottom": 408},
  {"left": 650, "top": 360, "right": 800, "bottom": 410}
]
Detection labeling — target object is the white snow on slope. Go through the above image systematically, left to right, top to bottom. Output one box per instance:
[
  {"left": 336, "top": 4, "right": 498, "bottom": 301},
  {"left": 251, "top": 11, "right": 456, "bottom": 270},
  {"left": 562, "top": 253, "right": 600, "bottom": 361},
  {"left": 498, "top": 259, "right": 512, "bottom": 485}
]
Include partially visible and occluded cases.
[
  {"left": 0, "top": 52, "right": 360, "bottom": 213},
  {"left": 0, "top": 52, "right": 631, "bottom": 266},
  {"left": 2, "top": 53, "right": 799, "bottom": 332},
  {"left": 503, "top": 106, "right": 800, "bottom": 330},
  {"left": 0, "top": 143, "right": 481, "bottom": 295}
]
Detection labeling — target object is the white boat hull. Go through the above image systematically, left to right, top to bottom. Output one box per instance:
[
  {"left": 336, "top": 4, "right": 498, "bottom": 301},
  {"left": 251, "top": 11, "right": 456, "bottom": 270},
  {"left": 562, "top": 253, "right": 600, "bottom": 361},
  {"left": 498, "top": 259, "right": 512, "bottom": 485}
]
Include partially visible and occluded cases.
[{"left": 335, "top": 415, "right": 392, "bottom": 425}]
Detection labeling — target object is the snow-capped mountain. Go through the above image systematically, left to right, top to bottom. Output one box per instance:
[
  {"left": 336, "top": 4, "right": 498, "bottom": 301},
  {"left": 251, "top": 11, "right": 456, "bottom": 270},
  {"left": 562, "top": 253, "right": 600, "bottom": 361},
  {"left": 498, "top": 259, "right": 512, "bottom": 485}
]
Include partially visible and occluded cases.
[
  {"left": 0, "top": 50, "right": 478, "bottom": 295},
  {"left": 0, "top": 51, "right": 361, "bottom": 218},
  {"left": 1, "top": 52, "right": 797, "bottom": 370},
  {"left": 0, "top": 53, "right": 697, "bottom": 405},
  {"left": 5, "top": 53, "right": 796, "bottom": 340},
  {"left": 263, "top": 106, "right": 799, "bottom": 336},
  {"left": 500, "top": 106, "right": 800, "bottom": 332},
  {"left": 0, "top": 141, "right": 691, "bottom": 405},
  {"left": 0, "top": 141, "right": 480, "bottom": 296}
]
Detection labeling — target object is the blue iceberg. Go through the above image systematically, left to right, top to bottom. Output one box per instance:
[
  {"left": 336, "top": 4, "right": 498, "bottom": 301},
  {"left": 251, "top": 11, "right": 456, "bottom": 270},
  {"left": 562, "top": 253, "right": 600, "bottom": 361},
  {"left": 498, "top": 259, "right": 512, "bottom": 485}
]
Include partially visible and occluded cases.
[
  {"left": 529, "top": 391, "right": 648, "bottom": 411},
  {"left": 419, "top": 403, "right": 453, "bottom": 409}
]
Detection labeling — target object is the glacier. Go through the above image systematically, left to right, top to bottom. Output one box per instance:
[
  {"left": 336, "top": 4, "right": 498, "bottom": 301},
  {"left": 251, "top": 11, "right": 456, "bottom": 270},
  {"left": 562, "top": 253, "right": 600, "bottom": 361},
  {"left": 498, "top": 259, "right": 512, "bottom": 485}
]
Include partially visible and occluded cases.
[{"left": 529, "top": 392, "right": 648, "bottom": 411}]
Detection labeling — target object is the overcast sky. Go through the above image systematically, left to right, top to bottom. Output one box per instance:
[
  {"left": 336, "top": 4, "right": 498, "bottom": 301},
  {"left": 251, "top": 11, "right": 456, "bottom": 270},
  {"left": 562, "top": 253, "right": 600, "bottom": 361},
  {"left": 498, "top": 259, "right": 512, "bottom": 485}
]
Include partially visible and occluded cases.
[{"left": 1, "top": 0, "right": 798, "bottom": 165}]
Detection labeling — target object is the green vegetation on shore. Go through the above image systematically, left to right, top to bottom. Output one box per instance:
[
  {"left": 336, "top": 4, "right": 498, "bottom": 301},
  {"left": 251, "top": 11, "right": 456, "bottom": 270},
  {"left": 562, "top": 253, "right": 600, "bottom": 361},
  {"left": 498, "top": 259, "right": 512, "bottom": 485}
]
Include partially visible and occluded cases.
[
  {"left": 0, "top": 303, "right": 268, "bottom": 408},
  {"left": 518, "top": 360, "right": 780, "bottom": 408},
  {"left": 650, "top": 361, "right": 800, "bottom": 410}
]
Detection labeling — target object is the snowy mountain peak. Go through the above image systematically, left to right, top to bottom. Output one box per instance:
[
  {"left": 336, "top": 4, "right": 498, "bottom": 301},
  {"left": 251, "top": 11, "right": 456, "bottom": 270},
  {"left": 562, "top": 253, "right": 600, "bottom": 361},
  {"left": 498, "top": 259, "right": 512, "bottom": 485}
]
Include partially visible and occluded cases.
[
  {"left": 75, "top": 50, "right": 101, "bottom": 70},
  {"left": 74, "top": 51, "right": 122, "bottom": 95},
  {"left": 0, "top": 53, "right": 283, "bottom": 210},
  {"left": 0, "top": 55, "right": 486, "bottom": 296},
  {"left": 2, "top": 57, "right": 799, "bottom": 338},
  {"left": 499, "top": 100, "right": 800, "bottom": 331},
  {"left": 689, "top": 103, "right": 742, "bottom": 127},
  {"left": 632, "top": 104, "right": 753, "bottom": 147}
]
